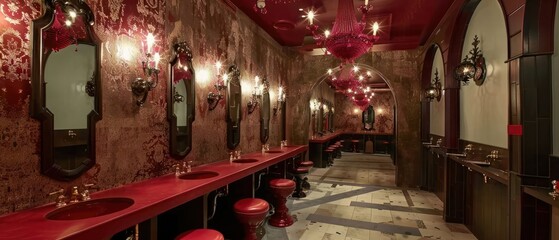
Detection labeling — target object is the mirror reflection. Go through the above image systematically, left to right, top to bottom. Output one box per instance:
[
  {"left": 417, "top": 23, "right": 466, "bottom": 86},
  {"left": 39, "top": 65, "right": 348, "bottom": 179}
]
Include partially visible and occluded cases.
[
  {"left": 31, "top": 0, "right": 100, "bottom": 181},
  {"left": 168, "top": 42, "right": 195, "bottom": 159},
  {"left": 45, "top": 44, "right": 95, "bottom": 170},
  {"left": 226, "top": 65, "right": 242, "bottom": 150},
  {"left": 260, "top": 79, "right": 270, "bottom": 144}
]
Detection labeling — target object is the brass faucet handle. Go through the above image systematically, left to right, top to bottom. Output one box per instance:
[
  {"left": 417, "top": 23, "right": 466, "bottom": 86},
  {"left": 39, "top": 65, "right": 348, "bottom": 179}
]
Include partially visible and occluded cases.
[
  {"left": 81, "top": 184, "right": 96, "bottom": 201},
  {"left": 48, "top": 188, "right": 65, "bottom": 196},
  {"left": 48, "top": 189, "right": 67, "bottom": 208}
]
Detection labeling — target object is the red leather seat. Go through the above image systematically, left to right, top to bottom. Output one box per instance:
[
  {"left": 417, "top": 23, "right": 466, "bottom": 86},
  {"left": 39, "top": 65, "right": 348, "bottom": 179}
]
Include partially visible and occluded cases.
[
  {"left": 299, "top": 161, "right": 313, "bottom": 167},
  {"left": 292, "top": 167, "right": 309, "bottom": 174},
  {"left": 270, "top": 178, "right": 296, "bottom": 188},
  {"left": 234, "top": 198, "right": 269, "bottom": 240},
  {"left": 175, "top": 229, "right": 224, "bottom": 240}
]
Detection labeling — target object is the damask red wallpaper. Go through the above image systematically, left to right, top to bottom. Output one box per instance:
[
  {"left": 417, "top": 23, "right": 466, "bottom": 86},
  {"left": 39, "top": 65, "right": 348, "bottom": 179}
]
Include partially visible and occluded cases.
[
  {"left": 0, "top": 0, "right": 301, "bottom": 214},
  {"left": 334, "top": 92, "right": 395, "bottom": 134}
]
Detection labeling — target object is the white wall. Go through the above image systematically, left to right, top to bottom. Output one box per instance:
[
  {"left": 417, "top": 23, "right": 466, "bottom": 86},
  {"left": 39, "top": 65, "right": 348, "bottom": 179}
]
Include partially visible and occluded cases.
[
  {"left": 459, "top": 0, "right": 508, "bottom": 148},
  {"left": 552, "top": 1, "right": 559, "bottom": 154},
  {"left": 45, "top": 44, "right": 95, "bottom": 130},
  {"left": 430, "top": 46, "right": 445, "bottom": 136}
]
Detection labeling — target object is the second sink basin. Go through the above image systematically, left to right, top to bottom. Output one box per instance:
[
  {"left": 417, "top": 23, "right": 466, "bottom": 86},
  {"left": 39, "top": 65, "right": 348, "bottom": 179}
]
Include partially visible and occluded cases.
[
  {"left": 232, "top": 158, "right": 258, "bottom": 163},
  {"left": 178, "top": 171, "right": 219, "bottom": 180},
  {"left": 45, "top": 197, "right": 134, "bottom": 221}
]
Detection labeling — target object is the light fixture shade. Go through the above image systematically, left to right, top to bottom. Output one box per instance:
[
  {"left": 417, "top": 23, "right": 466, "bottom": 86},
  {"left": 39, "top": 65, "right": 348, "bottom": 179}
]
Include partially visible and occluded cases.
[
  {"left": 454, "top": 35, "right": 486, "bottom": 86},
  {"left": 454, "top": 61, "right": 475, "bottom": 85}
]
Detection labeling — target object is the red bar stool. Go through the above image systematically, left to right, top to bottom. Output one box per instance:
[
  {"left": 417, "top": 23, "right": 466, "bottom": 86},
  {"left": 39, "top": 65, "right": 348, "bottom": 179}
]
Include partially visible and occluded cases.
[
  {"left": 351, "top": 140, "right": 360, "bottom": 152},
  {"left": 325, "top": 148, "right": 335, "bottom": 166},
  {"left": 299, "top": 161, "right": 313, "bottom": 190},
  {"left": 291, "top": 167, "right": 309, "bottom": 198},
  {"left": 268, "top": 179, "right": 296, "bottom": 227},
  {"left": 234, "top": 198, "right": 270, "bottom": 240},
  {"left": 175, "top": 229, "right": 224, "bottom": 240}
]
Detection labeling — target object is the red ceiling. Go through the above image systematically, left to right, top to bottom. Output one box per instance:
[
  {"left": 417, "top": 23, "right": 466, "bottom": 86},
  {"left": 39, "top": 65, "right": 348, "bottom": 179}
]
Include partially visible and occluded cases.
[{"left": 231, "top": 0, "right": 453, "bottom": 51}]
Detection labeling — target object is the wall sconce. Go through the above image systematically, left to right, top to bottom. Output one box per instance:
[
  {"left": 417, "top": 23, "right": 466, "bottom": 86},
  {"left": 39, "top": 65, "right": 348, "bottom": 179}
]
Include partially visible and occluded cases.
[
  {"left": 131, "top": 33, "right": 160, "bottom": 106},
  {"left": 454, "top": 35, "right": 486, "bottom": 86},
  {"left": 207, "top": 61, "right": 228, "bottom": 110},
  {"left": 425, "top": 69, "right": 442, "bottom": 102},
  {"left": 247, "top": 76, "right": 267, "bottom": 114},
  {"left": 273, "top": 85, "right": 286, "bottom": 116},
  {"left": 310, "top": 99, "right": 321, "bottom": 116}
]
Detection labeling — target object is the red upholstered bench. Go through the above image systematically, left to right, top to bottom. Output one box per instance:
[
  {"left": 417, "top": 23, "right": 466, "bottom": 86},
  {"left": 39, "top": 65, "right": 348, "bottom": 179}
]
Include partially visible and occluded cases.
[{"left": 175, "top": 229, "right": 224, "bottom": 240}]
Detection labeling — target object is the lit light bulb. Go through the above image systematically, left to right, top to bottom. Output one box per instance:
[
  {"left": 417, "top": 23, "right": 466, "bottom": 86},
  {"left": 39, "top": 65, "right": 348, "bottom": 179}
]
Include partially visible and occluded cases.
[
  {"left": 68, "top": 10, "right": 77, "bottom": 19},
  {"left": 307, "top": 10, "right": 315, "bottom": 25},
  {"left": 65, "top": 20, "right": 72, "bottom": 26},
  {"left": 372, "top": 22, "right": 380, "bottom": 36},
  {"left": 324, "top": 30, "right": 331, "bottom": 38},
  {"left": 146, "top": 33, "right": 155, "bottom": 53},
  {"left": 153, "top": 53, "right": 160, "bottom": 69},
  {"left": 215, "top": 61, "right": 222, "bottom": 70},
  {"left": 353, "top": 66, "right": 359, "bottom": 72},
  {"left": 327, "top": 69, "right": 333, "bottom": 75},
  {"left": 366, "top": 71, "right": 372, "bottom": 76},
  {"left": 359, "top": 75, "right": 364, "bottom": 81}
]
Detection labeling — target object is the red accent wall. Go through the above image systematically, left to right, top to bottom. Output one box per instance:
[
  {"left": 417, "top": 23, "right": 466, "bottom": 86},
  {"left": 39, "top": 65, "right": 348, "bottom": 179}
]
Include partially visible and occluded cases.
[{"left": 0, "top": 0, "right": 302, "bottom": 214}]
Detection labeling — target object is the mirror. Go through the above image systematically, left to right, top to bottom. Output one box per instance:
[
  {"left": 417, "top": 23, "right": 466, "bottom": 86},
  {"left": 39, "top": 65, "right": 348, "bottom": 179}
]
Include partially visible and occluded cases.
[
  {"left": 30, "top": 0, "right": 100, "bottom": 181},
  {"left": 168, "top": 42, "right": 195, "bottom": 159},
  {"left": 226, "top": 65, "right": 242, "bottom": 150},
  {"left": 260, "top": 78, "right": 270, "bottom": 144},
  {"left": 317, "top": 99, "right": 324, "bottom": 135},
  {"left": 322, "top": 101, "right": 330, "bottom": 133},
  {"left": 362, "top": 105, "right": 375, "bottom": 130},
  {"left": 329, "top": 106, "right": 334, "bottom": 132}
]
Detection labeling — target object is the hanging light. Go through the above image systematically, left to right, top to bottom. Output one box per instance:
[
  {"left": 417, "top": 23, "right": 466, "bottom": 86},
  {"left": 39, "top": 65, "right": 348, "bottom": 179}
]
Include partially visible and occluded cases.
[{"left": 306, "top": 0, "right": 380, "bottom": 63}]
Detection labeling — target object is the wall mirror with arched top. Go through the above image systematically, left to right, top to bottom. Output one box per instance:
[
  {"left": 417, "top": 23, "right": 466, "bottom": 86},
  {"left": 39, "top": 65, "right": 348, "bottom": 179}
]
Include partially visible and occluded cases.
[
  {"left": 30, "top": 0, "right": 101, "bottom": 181},
  {"left": 168, "top": 42, "right": 195, "bottom": 159},
  {"left": 226, "top": 65, "right": 242, "bottom": 150},
  {"left": 260, "top": 78, "right": 270, "bottom": 144}
]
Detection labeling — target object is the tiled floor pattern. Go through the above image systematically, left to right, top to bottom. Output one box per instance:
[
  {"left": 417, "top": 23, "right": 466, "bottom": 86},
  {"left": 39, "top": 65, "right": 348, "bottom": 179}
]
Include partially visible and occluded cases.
[{"left": 262, "top": 153, "right": 477, "bottom": 240}]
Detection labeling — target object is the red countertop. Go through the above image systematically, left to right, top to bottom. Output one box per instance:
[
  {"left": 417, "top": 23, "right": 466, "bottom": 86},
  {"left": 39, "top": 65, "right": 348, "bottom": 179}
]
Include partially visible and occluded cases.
[
  {"left": 308, "top": 132, "right": 394, "bottom": 143},
  {"left": 309, "top": 132, "right": 343, "bottom": 143},
  {"left": 0, "top": 145, "right": 307, "bottom": 240}
]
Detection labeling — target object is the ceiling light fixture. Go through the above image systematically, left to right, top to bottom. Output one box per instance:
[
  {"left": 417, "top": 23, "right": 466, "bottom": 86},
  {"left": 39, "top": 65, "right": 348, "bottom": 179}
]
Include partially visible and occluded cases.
[{"left": 306, "top": 0, "right": 380, "bottom": 63}]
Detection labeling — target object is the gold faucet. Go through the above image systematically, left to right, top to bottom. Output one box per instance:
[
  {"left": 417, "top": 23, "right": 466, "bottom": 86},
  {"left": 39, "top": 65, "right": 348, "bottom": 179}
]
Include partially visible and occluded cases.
[
  {"left": 486, "top": 150, "right": 499, "bottom": 162},
  {"left": 49, "top": 184, "right": 96, "bottom": 208}
]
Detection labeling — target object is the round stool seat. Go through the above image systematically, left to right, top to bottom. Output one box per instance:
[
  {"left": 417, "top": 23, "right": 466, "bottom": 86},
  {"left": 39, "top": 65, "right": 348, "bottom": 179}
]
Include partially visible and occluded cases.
[
  {"left": 351, "top": 140, "right": 359, "bottom": 143},
  {"left": 325, "top": 150, "right": 334, "bottom": 153},
  {"left": 299, "top": 161, "right": 313, "bottom": 167},
  {"left": 292, "top": 167, "right": 309, "bottom": 174},
  {"left": 270, "top": 179, "right": 296, "bottom": 189},
  {"left": 234, "top": 198, "right": 269, "bottom": 215},
  {"left": 234, "top": 198, "right": 269, "bottom": 240},
  {"left": 175, "top": 229, "right": 224, "bottom": 240}
]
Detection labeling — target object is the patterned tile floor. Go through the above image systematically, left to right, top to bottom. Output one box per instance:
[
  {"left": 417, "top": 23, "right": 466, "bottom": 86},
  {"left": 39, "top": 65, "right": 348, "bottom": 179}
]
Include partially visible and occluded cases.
[{"left": 261, "top": 153, "right": 478, "bottom": 240}]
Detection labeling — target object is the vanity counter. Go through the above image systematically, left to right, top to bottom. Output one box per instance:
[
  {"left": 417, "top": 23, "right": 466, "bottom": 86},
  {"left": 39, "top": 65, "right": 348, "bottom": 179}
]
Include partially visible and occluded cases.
[
  {"left": 0, "top": 145, "right": 307, "bottom": 240},
  {"left": 447, "top": 155, "right": 509, "bottom": 185}
]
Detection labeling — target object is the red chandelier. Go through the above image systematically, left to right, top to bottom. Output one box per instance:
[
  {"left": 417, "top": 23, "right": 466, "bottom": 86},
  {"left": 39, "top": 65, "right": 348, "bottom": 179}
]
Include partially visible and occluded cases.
[
  {"left": 306, "top": 0, "right": 380, "bottom": 63},
  {"left": 327, "top": 65, "right": 372, "bottom": 92},
  {"left": 347, "top": 85, "right": 374, "bottom": 109}
]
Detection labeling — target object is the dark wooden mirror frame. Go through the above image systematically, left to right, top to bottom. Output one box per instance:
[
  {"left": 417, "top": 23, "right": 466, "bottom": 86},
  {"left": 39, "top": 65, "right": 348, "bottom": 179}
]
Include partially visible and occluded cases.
[
  {"left": 30, "top": 0, "right": 101, "bottom": 181},
  {"left": 167, "top": 42, "right": 195, "bottom": 159},
  {"left": 226, "top": 65, "right": 242, "bottom": 150},
  {"left": 260, "top": 78, "right": 270, "bottom": 144}
]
